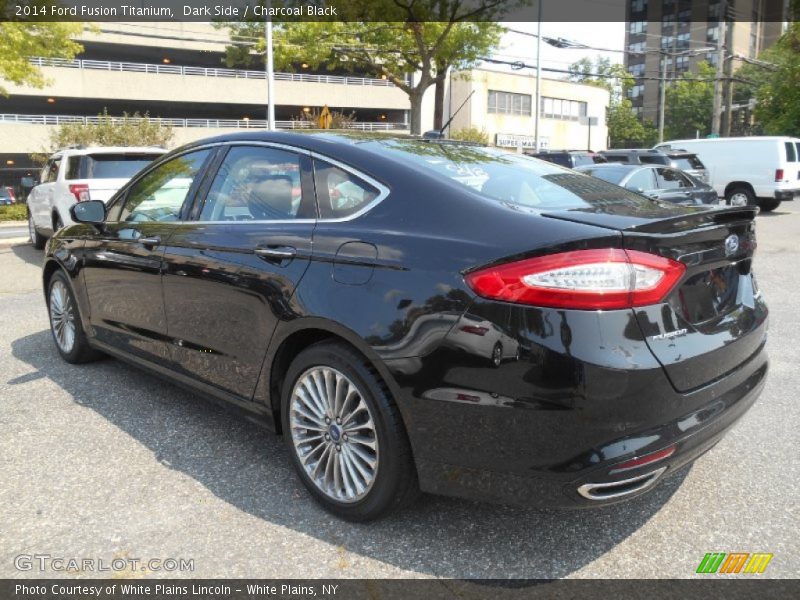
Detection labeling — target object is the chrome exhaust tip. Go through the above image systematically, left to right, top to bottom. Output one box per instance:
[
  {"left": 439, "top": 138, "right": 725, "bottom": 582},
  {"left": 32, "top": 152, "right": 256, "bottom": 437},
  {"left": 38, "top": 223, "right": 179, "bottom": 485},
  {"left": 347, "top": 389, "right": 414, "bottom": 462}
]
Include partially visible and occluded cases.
[{"left": 577, "top": 466, "right": 667, "bottom": 501}]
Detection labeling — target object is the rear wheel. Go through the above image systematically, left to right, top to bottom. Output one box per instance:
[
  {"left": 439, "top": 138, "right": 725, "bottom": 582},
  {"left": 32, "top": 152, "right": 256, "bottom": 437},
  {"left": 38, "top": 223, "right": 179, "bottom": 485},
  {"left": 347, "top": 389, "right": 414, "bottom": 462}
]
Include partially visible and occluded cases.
[
  {"left": 725, "top": 186, "right": 755, "bottom": 207},
  {"left": 28, "top": 211, "right": 45, "bottom": 249},
  {"left": 53, "top": 214, "right": 64, "bottom": 232},
  {"left": 47, "top": 271, "right": 102, "bottom": 364},
  {"left": 281, "top": 341, "right": 418, "bottom": 521},
  {"left": 491, "top": 342, "right": 503, "bottom": 367}
]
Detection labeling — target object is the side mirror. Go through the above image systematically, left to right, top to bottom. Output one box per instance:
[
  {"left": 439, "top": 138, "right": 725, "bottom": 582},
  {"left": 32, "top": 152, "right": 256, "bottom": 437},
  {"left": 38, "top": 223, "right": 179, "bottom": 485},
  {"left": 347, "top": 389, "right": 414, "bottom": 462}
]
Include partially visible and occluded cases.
[{"left": 70, "top": 200, "right": 106, "bottom": 225}]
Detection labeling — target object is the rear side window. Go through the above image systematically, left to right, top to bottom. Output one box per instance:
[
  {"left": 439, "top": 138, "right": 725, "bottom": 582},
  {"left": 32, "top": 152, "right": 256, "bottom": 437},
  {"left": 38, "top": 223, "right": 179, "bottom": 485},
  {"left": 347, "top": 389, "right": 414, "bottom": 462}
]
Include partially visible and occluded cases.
[
  {"left": 785, "top": 142, "right": 797, "bottom": 162},
  {"left": 71, "top": 153, "right": 163, "bottom": 180},
  {"left": 673, "top": 156, "right": 705, "bottom": 170},
  {"left": 314, "top": 160, "right": 382, "bottom": 219},
  {"left": 625, "top": 168, "right": 657, "bottom": 191},
  {"left": 656, "top": 168, "right": 692, "bottom": 189}
]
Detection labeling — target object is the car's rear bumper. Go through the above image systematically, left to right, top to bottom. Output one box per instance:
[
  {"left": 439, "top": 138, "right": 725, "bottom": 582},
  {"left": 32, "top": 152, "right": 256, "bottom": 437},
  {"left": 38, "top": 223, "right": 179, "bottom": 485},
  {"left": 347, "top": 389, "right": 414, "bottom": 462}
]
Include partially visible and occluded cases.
[
  {"left": 774, "top": 189, "right": 798, "bottom": 201},
  {"left": 386, "top": 303, "right": 768, "bottom": 508}
]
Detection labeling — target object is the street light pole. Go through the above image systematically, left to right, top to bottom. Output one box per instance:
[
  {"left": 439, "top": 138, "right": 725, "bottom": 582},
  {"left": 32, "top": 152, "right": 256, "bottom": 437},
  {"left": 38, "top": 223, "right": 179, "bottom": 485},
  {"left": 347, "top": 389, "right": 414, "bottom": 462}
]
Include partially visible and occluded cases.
[
  {"left": 533, "top": 0, "right": 542, "bottom": 152},
  {"left": 265, "top": 9, "right": 276, "bottom": 131}
]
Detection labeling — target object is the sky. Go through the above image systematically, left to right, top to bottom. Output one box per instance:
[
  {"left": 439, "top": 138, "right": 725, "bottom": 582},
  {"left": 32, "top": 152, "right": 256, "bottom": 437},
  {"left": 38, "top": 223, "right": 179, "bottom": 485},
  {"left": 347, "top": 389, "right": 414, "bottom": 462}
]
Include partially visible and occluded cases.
[{"left": 486, "top": 22, "right": 627, "bottom": 77}]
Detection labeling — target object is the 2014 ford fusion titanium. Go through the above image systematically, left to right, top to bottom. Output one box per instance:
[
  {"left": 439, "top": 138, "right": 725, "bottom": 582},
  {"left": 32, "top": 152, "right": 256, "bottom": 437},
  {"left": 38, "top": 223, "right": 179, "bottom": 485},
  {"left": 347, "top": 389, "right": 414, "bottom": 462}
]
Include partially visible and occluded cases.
[{"left": 43, "top": 132, "right": 768, "bottom": 521}]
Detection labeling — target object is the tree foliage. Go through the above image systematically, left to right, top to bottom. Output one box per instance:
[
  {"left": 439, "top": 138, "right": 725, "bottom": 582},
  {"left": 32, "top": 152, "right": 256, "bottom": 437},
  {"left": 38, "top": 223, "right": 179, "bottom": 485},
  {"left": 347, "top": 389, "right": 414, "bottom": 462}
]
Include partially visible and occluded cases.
[
  {"left": 220, "top": 1, "right": 515, "bottom": 134},
  {"left": 736, "top": 15, "right": 800, "bottom": 136},
  {"left": 0, "top": 21, "right": 83, "bottom": 95},
  {"left": 569, "top": 56, "right": 656, "bottom": 148},
  {"left": 663, "top": 61, "right": 715, "bottom": 140},
  {"left": 33, "top": 109, "right": 174, "bottom": 163},
  {"left": 449, "top": 126, "right": 489, "bottom": 144}
]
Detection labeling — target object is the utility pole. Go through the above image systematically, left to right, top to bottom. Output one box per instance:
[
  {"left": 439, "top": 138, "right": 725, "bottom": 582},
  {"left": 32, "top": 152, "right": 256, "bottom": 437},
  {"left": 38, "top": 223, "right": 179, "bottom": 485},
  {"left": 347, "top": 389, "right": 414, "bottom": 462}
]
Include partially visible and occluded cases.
[
  {"left": 533, "top": 0, "right": 543, "bottom": 152},
  {"left": 711, "top": 1, "right": 727, "bottom": 136},
  {"left": 721, "top": 21, "right": 735, "bottom": 136},
  {"left": 658, "top": 52, "right": 667, "bottom": 143}
]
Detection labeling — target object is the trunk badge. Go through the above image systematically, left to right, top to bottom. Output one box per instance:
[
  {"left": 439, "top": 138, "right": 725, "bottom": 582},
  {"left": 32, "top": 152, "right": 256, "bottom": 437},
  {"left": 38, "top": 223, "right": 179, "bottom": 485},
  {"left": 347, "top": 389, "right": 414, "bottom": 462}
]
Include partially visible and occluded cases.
[
  {"left": 724, "top": 234, "right": 740, "bottom": 256},
  {"left": 650, "top": 328, "right": 688, "bottom": 341}
]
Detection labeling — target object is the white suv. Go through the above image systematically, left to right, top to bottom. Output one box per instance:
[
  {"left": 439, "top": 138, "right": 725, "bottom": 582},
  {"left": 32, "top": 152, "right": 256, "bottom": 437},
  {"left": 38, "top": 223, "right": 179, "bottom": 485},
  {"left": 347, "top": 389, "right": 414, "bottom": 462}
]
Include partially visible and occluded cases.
[{"left": 27, "top": 146, "right": 166, "bottom": 248}]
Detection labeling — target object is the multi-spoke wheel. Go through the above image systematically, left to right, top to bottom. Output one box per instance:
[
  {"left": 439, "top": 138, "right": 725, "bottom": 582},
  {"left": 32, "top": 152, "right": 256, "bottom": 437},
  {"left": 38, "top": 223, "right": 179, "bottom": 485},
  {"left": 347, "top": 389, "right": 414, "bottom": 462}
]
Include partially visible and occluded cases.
[
  {"left": 47, "top": 271, "right": 102, "bottom": 364},
  {"left": 282, "top": 342, "right": 418, "bottom": 521}
]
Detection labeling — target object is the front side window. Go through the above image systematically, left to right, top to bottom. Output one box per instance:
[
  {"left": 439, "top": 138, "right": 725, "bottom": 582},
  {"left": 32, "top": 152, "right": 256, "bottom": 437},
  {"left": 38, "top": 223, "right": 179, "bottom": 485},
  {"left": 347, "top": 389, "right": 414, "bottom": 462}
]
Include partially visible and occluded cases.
[
  {"left": 199, "top": 146, "right": 308, "bottom": 221},
  {"left": 119, "top": 149, "right": 211, "bottom": 223},
  {"left": 314, "top": 160, "right": 381, "bottom": 219},
  {"left": 626, "top": 168, "right": 657, "bottom": 191},
  {"left": 656, "top": 168, "right": 692, "bottom": 189}
]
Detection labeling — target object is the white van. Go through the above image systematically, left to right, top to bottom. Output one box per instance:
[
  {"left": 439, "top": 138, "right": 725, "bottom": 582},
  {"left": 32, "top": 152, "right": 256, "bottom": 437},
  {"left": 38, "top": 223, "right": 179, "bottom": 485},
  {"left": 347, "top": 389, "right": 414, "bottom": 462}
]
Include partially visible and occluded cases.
[{"left": 654, "top": 136, "right": 800, "bottom": 212}]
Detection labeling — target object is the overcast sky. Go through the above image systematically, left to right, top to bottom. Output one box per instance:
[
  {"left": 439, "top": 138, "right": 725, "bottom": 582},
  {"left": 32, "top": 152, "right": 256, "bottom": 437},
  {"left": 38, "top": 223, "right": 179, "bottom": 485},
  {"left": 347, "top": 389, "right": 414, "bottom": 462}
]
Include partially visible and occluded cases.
[{"left": 486, "top": 22, "right": 627, "bottom": 77}]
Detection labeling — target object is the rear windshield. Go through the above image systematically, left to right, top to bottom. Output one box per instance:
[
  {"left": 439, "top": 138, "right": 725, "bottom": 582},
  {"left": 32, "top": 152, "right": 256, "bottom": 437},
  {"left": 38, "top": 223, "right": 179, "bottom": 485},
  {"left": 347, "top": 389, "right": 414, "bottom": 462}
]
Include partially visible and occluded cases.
[
  {"left": 377, "top": 141, "right": 650, "bottom": 211},
  {"left": 67, "top": 153, "right": 162, "bottom": 179},
  {"left": 603, "top": 154, "right": 629, "bottom": 163},
  {"left": 638, "top": 154, "right": 671, "bottom": 165},
  {"left": 672, "top": 155, "right": 705, "bottom": 170}
]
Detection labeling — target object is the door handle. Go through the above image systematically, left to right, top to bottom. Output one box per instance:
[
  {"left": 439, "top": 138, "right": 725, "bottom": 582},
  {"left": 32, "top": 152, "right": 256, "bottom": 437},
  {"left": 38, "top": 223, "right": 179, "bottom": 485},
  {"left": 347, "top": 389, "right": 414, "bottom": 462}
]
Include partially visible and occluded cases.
[
  {"left": 138, "top": 236, "right": 161, "bottom": 247},
  {"left": 255, "top": 246, "right": 296, "bottom": 261}
]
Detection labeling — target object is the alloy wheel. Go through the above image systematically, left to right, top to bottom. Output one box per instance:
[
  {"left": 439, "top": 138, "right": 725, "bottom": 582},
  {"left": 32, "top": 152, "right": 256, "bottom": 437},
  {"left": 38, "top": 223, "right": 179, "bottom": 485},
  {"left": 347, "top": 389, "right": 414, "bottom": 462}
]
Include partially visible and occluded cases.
[
  {"left": 730, "top": 192, "right": 749, "bottom": 206},
  {"left": 49, "top": 280, "right": 76, "bottom": 353},
  {"left": 289, "top": 366, "right": 379, "bottom": 503}
]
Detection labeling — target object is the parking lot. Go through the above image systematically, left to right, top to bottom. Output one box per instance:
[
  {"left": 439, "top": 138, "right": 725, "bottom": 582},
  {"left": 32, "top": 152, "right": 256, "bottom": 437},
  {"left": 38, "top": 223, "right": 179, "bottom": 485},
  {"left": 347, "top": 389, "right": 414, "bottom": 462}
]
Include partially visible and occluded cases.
[{"left": 1, "top": 203, "right": 798, "bottom": 580}]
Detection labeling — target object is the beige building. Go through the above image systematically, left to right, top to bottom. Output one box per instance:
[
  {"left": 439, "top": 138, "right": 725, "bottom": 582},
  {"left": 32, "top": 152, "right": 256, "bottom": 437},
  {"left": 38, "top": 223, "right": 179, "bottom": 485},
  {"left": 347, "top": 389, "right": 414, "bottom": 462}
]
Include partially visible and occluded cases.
[{"left": 429, "top": 69, "right": 610, "bottom": 152}]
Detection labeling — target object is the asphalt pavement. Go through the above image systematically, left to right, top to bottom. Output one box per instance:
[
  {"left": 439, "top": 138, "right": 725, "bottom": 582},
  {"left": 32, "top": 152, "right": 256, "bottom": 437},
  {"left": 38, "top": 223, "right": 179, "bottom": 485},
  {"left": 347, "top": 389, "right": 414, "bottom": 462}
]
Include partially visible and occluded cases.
[{"left": 1, "top": 204, "right": 798, "bottom": 579}]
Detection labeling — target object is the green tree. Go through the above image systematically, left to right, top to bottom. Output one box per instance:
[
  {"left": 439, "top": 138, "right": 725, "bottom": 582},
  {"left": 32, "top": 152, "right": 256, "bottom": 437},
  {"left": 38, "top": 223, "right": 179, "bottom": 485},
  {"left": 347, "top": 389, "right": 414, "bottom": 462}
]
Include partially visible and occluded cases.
[
  {"left": 220, "top": 1, "right": 514, "bottom": 134},
  {"left": 735, "top": 8, "right": 800, "bottom": 136},
  {"left": 0, "top": 21, "right": 83, "bottom": 95},
  {"left": 569, "top": 56, "right": 656, "bottom": 147},
  {"left": 663, "top": 61, "right": 715, "bottom": 140},
  {"left": 33, "top": 109, "right": 174, "bottom": 162}
]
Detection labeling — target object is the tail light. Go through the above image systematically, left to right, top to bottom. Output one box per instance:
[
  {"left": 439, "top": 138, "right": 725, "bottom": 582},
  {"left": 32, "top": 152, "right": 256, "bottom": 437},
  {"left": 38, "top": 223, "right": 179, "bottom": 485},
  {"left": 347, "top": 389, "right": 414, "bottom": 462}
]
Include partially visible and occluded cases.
[
  {"left": 775, "top": 169, "right": 784, "bottom": 182},
  {"left": 69, "top": 184, "right": 90, "bottom": 202},
  {"left": 465, "top": 249, "right": 685, "bottom": 310},
  {"left": 460, "top": 325, "right": 489, "bottom": 336},
  {"left": 610, "top": 445, "right": 676, "bottom": 474}
]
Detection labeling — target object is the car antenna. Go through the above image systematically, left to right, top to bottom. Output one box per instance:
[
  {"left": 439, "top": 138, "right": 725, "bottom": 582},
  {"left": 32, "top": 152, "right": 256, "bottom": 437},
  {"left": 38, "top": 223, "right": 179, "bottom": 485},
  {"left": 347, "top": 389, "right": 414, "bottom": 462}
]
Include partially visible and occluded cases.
[{"left": 438, "top": 90, "right": 475, "bottom": 138}]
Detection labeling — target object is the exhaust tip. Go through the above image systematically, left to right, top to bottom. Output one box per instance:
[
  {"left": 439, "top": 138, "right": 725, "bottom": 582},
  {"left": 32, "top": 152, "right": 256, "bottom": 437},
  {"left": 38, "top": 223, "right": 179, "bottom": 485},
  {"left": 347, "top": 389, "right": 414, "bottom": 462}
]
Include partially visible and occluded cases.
[{"left": 577, "top": 466, "right": 667, "bottom": 501}]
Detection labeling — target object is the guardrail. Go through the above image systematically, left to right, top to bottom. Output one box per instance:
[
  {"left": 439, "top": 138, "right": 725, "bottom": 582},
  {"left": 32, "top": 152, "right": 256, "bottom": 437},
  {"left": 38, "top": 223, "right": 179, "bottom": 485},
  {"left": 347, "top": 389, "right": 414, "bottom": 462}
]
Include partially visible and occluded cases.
[
  {"left": 28, "top": 57, "right": 396, "bottom": 87},
  {"left": 0, "top": 113, "right": 407, "bottom": 131}
]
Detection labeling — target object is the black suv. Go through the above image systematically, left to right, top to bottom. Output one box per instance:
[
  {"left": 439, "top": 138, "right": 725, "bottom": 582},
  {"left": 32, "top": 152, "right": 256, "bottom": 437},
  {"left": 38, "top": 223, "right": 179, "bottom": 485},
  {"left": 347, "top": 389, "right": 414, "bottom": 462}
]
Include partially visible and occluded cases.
[
  {"left": 600, "top": 149, "right": 708, "bottom": 182},
  {"left": 527, "top": 150, "right": 606, "bottom": 169}
]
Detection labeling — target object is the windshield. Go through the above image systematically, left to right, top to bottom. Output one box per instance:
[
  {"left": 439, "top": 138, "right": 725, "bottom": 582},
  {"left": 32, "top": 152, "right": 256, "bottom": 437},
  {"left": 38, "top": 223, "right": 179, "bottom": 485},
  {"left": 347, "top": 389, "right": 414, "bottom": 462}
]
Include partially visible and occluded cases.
[
  {"left": 377, "top": 140, "right": 649, "bottom": 210},
  {"left": 73, "top": 154, "right": 162, "bottom": 179}
]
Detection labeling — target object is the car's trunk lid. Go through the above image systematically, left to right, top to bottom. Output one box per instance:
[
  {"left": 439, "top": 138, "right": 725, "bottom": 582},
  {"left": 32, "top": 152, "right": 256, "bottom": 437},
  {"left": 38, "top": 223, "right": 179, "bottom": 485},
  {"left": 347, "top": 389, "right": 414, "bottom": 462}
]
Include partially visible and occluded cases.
[{"left": 543, "top": 203, "right": 768, "bottom": 392}]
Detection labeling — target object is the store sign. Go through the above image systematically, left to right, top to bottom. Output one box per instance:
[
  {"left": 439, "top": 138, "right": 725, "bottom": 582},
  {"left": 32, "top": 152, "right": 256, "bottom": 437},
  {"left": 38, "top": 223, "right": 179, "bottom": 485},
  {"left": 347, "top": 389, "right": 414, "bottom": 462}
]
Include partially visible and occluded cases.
[{"left": 495, "top": 133, "right": 536, "bottom": 148}]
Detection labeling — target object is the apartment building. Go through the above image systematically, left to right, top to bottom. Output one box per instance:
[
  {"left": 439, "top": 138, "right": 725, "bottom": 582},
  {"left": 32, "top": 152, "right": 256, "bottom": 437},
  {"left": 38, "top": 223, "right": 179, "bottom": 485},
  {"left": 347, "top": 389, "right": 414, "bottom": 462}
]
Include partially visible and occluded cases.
[{"left": 624, "top": 0, "right": 785, "bottom": 127}]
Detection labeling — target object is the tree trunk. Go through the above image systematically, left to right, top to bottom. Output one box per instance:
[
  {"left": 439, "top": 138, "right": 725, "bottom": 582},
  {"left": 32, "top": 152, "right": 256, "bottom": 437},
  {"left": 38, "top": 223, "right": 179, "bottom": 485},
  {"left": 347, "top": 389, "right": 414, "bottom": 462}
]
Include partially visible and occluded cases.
[
  {"left": 433, "top": 67, "right": 447, "bottom": 131},
  {"left": 408, "top": 90, "right": 425, "bottom": 135}
]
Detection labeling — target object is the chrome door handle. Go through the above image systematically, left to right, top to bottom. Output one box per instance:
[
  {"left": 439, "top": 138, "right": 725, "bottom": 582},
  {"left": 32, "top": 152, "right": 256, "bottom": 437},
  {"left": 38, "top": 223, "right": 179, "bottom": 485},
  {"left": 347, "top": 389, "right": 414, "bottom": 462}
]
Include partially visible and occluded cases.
[
  {"left": 138, "top": 236, "right": 161, "bottom": 247},
  {"left": 255, "top": 246, "right": 296, "bottom": 260}
]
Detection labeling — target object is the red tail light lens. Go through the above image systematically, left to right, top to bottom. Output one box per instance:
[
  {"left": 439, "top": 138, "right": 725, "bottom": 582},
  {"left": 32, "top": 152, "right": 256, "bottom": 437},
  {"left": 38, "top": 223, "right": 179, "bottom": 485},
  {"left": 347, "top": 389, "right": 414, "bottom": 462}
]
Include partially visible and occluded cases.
[
  {"left": 775, "top": 169, "right": 784, "bottom": 182},
  {"left": 69, "top": 184, "right": 90, "bottom": 202},
  {"left": 465, "top": 249, "right": 685, "bottom": 310},
  {"left": 460, "top": 325, "right": 489, "bottom": 336}
]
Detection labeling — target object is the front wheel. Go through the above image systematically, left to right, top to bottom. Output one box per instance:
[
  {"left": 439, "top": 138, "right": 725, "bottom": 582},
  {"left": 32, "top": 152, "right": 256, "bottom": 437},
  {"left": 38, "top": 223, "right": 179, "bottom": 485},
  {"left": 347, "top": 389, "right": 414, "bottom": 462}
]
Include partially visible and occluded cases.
[
  {"left": 28, "top": 211, "right": 45, "bottom": 249},
  {"left": 48, "top": 271, "right": 102, "bottom": 364},
  {"left": 281, "top": 341, "right": 418, "bottom": 521}
]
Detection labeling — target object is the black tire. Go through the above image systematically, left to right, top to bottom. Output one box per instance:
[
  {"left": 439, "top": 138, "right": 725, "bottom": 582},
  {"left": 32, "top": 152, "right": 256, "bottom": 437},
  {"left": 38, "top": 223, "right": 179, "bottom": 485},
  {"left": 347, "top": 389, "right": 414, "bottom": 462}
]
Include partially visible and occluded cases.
[
  {"left": 725, "top": 185, "right": 756, "bottom": 207},
  {"left": 758, "top": 198, "right": 781, "bottom": 212},
  {"left": 28, "top": 211, "right": 46, "bottom": 249},
  {"left": 53, "top": 214, "right": 64, "bottom": 232},
  {"left": 47, "top": 271, "right": 103, "bottom": 364},
  {"left": 281, "top": 341, "right": 419, "bottom": 521}
]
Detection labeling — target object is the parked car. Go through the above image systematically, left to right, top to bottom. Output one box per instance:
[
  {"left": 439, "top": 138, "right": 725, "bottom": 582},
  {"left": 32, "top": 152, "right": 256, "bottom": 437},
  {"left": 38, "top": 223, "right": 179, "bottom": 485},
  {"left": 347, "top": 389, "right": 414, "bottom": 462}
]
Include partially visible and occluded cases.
[
  {"left": 44, "top": 132, "right": 768, "bottom": 520},
  {"left": 654, "top": 136, "right": 800, "bottom": 211},
  {"left": 26, "top": 146, "right": 166, "bottom": 248},
  {"left": 600, "top": 148, "right": 709, "bottom": 182},
  {"left": 526, "top": 150, "right": 606, "bottom": 169},
  {"left": 575, "top": 163, "right": 718, "bottom": 205},
  {"left": 0, "top": 188, "right": 15, "bottom": 206}
]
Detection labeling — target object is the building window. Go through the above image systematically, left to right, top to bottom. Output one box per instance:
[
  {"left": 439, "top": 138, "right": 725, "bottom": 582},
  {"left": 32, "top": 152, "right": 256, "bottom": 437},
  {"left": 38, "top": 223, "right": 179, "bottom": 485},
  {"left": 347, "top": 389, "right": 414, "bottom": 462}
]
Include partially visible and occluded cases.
[
  {"left": 630, "top": 0, "right": 647, "bottom": 13},
  {"left": 708, "top": 1, "right": 721, "bottom": 22},
  {"left": 678, "top": 9, "right": 691, "bottom": 25},
  {"left": 629, "top": 21, "right": 647, "bottom": 34},
  {"left": 707, "top": 25, "right": 719, "bottom": 43},
  {"left": 676, "top": 32, "right": 691, "bottom": 49},
  {"left": 661, "top": 35, "right": 674, "bottom": 49},
  {"left": 628, "top": 41, "right": 647, "bottom": 54},
  {"left": 706, "top": 52, "right": 719, "bottom": 66},
  {"left": 676, "top": 56, "right": 689, "bottom": 71},
  {"left": 629, "top": 63, "right": 645, "bottom": 77},
  {"left": 627, "top": 84, "right": 645, "bottom": 99},
  {"left": 488, "top": 90, "right": 532, "bottom": 115},
  {"left": 541, "top": 97, "right": 587, "bottom": 121}
]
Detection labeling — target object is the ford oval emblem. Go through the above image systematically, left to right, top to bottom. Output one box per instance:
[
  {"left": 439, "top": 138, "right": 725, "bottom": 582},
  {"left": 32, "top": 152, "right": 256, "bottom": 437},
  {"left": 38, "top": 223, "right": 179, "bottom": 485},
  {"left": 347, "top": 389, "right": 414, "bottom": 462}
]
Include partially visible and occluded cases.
[{"left": 724, "top": 234, "right": 739, "bottom": 256}]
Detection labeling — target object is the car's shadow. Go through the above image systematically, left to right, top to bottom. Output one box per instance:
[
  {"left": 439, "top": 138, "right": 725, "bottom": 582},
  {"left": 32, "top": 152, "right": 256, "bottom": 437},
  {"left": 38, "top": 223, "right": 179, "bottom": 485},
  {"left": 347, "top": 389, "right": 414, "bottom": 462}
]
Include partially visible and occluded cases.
[
  {"left": 10, "top": 242, "right": 44, "bottom": 267},
  {"left": 10, "top": 330, "right": 688, "bottom": 579}
]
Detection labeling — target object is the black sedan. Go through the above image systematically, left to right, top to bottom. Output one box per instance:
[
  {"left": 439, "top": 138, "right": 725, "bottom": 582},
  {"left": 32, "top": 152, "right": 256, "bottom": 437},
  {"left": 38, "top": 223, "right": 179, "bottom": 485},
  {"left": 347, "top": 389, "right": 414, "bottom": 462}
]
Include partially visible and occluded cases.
[
  {"left": 43, "top": 132, "right": 767, "bottom": 521},
  {"left": 576, "top": 163, "right": 719, "bottom": 205}
]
